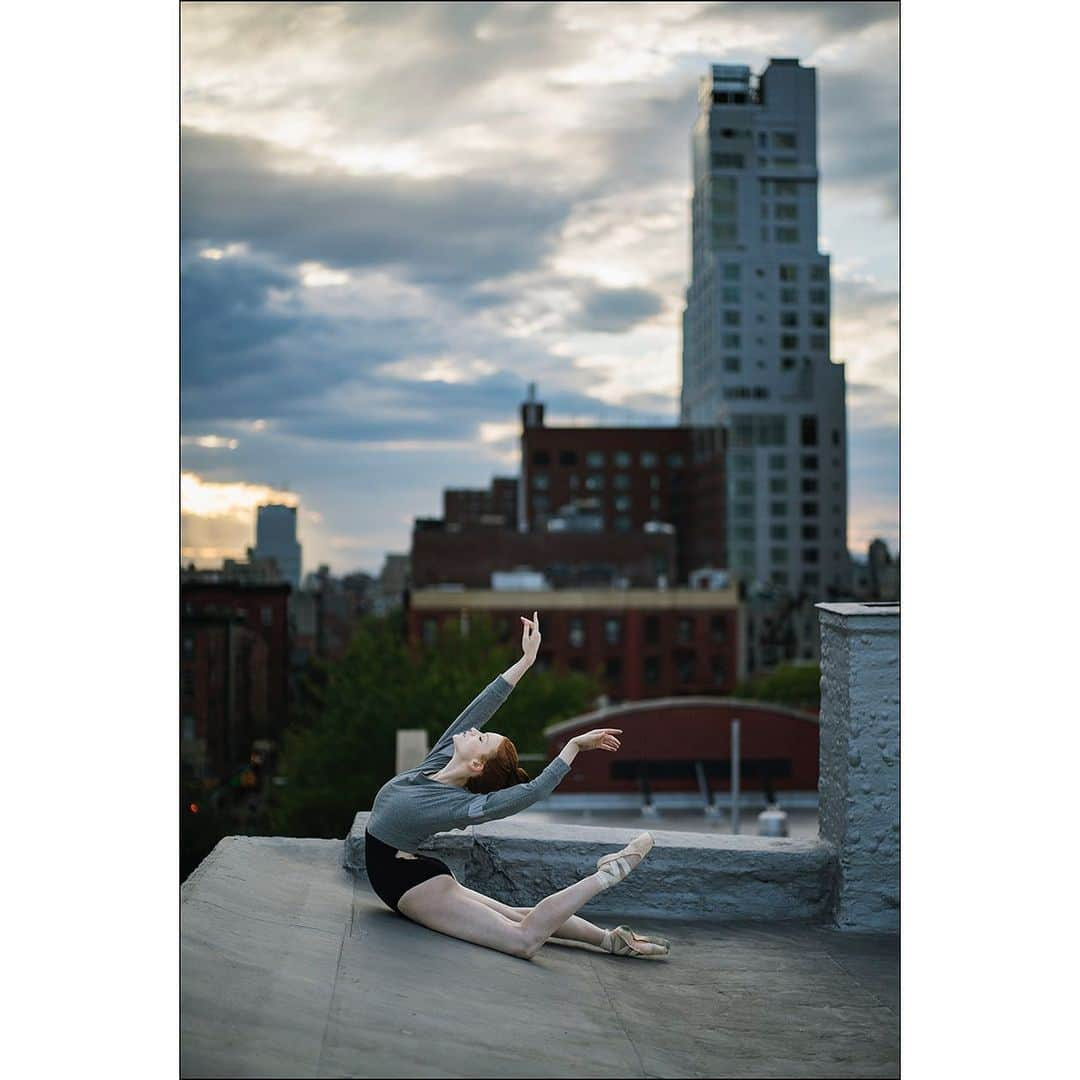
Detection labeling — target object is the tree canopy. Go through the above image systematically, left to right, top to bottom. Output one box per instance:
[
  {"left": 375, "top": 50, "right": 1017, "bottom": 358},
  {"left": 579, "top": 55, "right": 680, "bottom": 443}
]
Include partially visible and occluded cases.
[{"left": 734, "top": 662, "right": 821, "bottom": 711}]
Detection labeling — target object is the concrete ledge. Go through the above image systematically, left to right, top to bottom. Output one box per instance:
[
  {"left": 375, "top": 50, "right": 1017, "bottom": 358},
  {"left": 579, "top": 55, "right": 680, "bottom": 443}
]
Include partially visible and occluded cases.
[{"left": 346, "top": 812, "right": 837, "bottom": 922}]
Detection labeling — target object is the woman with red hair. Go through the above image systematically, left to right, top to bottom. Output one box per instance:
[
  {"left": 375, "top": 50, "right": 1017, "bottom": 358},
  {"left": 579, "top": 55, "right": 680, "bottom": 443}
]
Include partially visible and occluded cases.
[{"left": 365, "top": 611, "right": 668, "bottom": 959}]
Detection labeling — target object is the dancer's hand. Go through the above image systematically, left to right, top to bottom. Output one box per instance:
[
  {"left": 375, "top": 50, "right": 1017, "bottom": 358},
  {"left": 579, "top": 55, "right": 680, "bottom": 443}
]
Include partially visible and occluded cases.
[
  {"left": 520, "top": 610, "right": 541, "bottom": 664},
  {"left": 571, "top": 729, "right": 622, "bottom": 752}
]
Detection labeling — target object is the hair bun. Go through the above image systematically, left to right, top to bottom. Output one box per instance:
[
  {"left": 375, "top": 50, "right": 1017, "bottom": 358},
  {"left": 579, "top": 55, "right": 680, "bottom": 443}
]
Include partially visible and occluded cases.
[{"left": 516, "top": 767, "right": 530, "bottom": 783}]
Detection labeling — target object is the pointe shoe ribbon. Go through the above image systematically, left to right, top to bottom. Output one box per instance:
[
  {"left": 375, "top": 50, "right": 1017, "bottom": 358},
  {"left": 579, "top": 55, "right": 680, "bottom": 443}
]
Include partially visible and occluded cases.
[{"left": 595, "top": 831, "right": 654, "bottom": 888}]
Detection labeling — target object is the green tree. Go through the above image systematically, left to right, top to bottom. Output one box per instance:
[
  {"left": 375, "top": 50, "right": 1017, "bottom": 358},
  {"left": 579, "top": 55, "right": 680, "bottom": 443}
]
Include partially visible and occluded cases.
[
  {"left": 268, "top": 611, "right": 601, "bottom": 839},
  {"left": 734, "top": 662, "right": 821, "bottom": 710}
]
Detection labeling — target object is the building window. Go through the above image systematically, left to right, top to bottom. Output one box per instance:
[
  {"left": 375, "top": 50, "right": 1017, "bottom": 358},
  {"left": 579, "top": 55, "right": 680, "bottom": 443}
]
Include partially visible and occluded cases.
[
  {"left": 772, "top": 131, "right": 797, "bottom": 149},
  {"left": 758, "top": 132, "right": 768, "bottom": 149},
  {"left": 712, "top": 152, "right": 745, "bottom": 169},
  {"left": 773, "top": 157, "right": 797, "bottom": 170},
  {"left": 774, "top": 180, "right": 797, "bottom": 197},
  {"left": 760, "top": 203, "right": 768, "bottom": 219},
  {"left": 775, "top": 203, "right": 798, "bottom": 221},
  {"left": 775, "top": 226, "right": 799, "bottom": 243},
  {"left": 722, "top": 264, "right": 741, "bottom": 281},
  {"left": 779, "top": 264, "right": 798, "bottom": 282},
  {"left": 810, "top": 265, "right": 827, "bottom": 281},
  {"left": 722, "top": 286, "right": 740, "bottom": 303},
  {"left": 780, "top": 286, "right": 798, "bottom": 304},
  {"left": 809, "top": 288, "right": 828, "bottom": 305},
  {"left": 723, "top": 310, "right": 741, "bottom": 327},
  {"left": 780, "top": 311, "right": 798, "bottom": 327},
  {"left": 810, "top": 311, "right": 827, "bottom": 328},
  {"left": 722, "top": 333, "right": 741, "bottom": 349},
  {"left": 780, "top": 333, "right": 799, "bottom": 350},
  {"left": 810, "top": 334, "right": 827, "bottom": 350},
  {"left": 724, "top": 355, "right": 741, "bottom": 372},
  {"left": 781, "top": 356, "right": 797, "bottom": 371},
  {"left": 801, "top": 416, "right": 818, "bottom": 446},
  {"left": 831, "top": 428, "right": 840, "bottom": 447},
  {"left": 532, "top": 450, "right": 550, "bottom": 465},
  {"left": 559, "top": 450, "right": 578, "bottom": 466},
  {"left": 585, "top": 451, "right": 605, "bottom": 468},
  {"left": 613, "top": 451, "right": 632, "bottom": 468},
  {"left": 640, "top": 451, "right": 658, "bottom": 468},
  {"left": 667, "top": 453, "right": 685, "bottom": 468},
  {"left": 732, "top": 453, "right": 753, "bottom": 472},
  {"left": 768, "top": 453, "right": 786, "bottom": 470},
  {"left": 802, "top": 454, "right": 819, "bottom": 470},
  {"left": 532, "top": 472, "right": 549, "bottom": 490},
  {"left": 568, "top": 473, "right": 579, "bottom": 489},
  {"left": 613, "top": 473, "right": 631, "bottom": 491},
  {"left": 585, "top": 474, "right": 604, "bottom": 491},
  {"left": 650, "top": 474, "right": 660, "bottom": 490},
  {"left": 769, "top": 476, "right": 787, "bottom": 494},
  {"left": 734, "top": 478, "right": 754, "bottom": 497},
  {"left": 801, "top": 478, "right": 818, "bottom": 494},
  {"left": 533, "top": 494, "right": 550, "bottom": 511},
  {"left": 614, "top": 494, "right": 632, "bottom": 512},
  {"left": 649, "top": 494, "right": 661, "bottom": 511},
  {"left": 733, "top": 501, "right": 754, "bottom": 519},
  {"left": 770, "top": 501, "right": 787, "bottom": 517},
  {"left": 802, "top": 502, "right": 819, "bottom": 517},
  {"left": 614, "top": 515, "right": 632, "bottom": 532},
  {"left": 770, "top": 524, "right": 788, "bottom": 540},
  {"left": 802, "top": 524, "right": 819, "bottom": 540},
  {"left": 734, "top": 525, "right": 755, "bottom": 542},
  {"left": 771, "top": 547, "right": 788, "bottom": 563},
  {"left": 803, "top": 548, "right": 820, "bottom": 564},
  {"left": 771, "top": 570, "right": 788, "bottom": 587},
  {"left": 803, "top": 572, "right": 820, "bottom": 587},
  {"left": 710, "top": 615, "right": 728, "bottom": 644},
  {"left": 644, "top": 616, "right": 661, "bottom": 644},
  {"left": 568, "top": 617, "right": 585, "bottom": 648},
  {"left": 604, "top": 617, "right": 622, "bottom": 645},
  {"left": 677, "top": 617, "right": 694, "bottom": 645},
  {"left": 422, "top": 618, "right": 438, "bottom": 646},
  {"left": 182, "top": 635, "right": 194, "bottom": 656},
  {"left": 676, "top": 652, "right": 695, "bottom": 684},
  {"left": 605, "top": 656, "right": 622, "bottom": 681},
  {"left": 643, "top": 656, "right": 660, "bottom": 685},
  {"left": 711, "top": 656, "right": 727, "bottom": 689},
  {"left": 182, "top": 669, "right": 195, "bottom": 697},
  {"left": 182, "top": 714, "right": 195, "bottom": 742}
]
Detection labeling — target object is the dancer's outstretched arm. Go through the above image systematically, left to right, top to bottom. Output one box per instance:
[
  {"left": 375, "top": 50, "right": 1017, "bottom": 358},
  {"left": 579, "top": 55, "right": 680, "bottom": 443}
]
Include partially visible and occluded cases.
[
  {"left": 423, "top": 611, "right": 543, "bottom": 763},
  {"left": 457, "top": 729, "right": 621, "bottom": 827}
]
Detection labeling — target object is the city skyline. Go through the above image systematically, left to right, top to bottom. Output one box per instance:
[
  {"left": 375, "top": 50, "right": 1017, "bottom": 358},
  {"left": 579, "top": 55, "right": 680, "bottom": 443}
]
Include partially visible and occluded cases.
[{"left": 181, "top": 1, "right": 899, "bottom": 576}]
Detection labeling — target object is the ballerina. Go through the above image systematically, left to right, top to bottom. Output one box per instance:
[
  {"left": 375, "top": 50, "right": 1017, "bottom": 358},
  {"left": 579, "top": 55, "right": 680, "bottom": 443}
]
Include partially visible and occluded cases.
[{"left": 364, "top": 611, "right": 669, "bottom": 960}]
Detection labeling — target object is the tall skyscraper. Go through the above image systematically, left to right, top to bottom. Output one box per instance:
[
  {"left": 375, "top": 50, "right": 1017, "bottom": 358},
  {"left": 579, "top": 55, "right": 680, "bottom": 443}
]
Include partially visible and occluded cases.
[
  {"left": 681, "top": 59, "right": 849, "bottom": 598},
  {"left": 254, "top": 504, "right": 301, "bottom": 589}
]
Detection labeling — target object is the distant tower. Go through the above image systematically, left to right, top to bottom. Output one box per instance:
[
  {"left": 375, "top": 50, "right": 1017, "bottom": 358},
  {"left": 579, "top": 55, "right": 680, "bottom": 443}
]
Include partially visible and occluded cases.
[
  {"left": 680, "top": 59, "right": 849, "bottom": 598},
  {"left": 254, "top": 504, "right": 301, "bottom": 589}
]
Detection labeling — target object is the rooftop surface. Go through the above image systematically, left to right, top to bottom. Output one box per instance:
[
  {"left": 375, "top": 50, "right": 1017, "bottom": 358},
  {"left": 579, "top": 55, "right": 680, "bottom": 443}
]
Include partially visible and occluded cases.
[{"left": 181, "top": 836, "right": 899, "bottom": 1079}]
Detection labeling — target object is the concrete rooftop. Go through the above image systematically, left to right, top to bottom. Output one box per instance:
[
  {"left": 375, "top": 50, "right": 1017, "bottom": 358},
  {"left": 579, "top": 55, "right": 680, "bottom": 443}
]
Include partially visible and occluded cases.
[{"left": 181, "top": 836, "right": 899, "bottom": 1078}]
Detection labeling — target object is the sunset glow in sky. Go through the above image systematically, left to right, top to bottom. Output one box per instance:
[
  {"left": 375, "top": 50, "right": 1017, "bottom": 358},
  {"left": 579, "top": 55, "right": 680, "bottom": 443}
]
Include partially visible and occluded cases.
[{"left": 180, "top": 1, "right": 899, "bottom": 575}]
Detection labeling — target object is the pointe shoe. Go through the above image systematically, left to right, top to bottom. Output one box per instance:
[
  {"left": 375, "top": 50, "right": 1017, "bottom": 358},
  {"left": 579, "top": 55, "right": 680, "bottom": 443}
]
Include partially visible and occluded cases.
[
  {"left": 594, "top": 832, "right": 653, "bottom": 888},
  {"left": 602, "top": 925, "right": 670, "bottom": 958}
]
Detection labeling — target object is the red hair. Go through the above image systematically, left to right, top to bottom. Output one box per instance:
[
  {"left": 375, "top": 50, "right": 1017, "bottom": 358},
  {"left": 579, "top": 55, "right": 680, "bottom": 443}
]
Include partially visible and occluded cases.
[{"left": 465, "top": 737, "right": 530, "bottom": 794}]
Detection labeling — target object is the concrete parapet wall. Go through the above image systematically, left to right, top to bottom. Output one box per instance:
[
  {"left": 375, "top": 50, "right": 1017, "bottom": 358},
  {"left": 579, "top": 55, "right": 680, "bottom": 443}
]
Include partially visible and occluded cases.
[
  {"left": 816, "top": 602, "right": 900, "bottom": 932},
  {"left": 346, "top": 813, "right": 836, "bottom": 922}
]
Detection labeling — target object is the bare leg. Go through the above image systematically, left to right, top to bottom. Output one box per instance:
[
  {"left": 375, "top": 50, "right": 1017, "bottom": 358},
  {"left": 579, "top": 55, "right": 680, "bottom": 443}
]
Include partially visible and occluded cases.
[
  {"left": 398, "top": 866, "right": 616, "bottom": 959},
  {"left": 456, "top": 884, "right": 606, "bottom": 947}
]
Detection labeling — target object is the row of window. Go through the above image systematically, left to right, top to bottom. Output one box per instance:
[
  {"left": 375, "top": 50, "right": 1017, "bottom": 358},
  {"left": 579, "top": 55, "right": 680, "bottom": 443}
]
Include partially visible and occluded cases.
[
  {"left": 716, "top": 130, "right": 796, "bottom": 151},
  {"left": 710, "top": 152, "right": 799, "bottom": 171},
  {"left": 721, "top": 263, "right": 827, "bottom": 283},
  {"left": 715, "top": 287, "right": 828, "bottom": 306},
  {"left": 717, "top": 310, "right": 828, "bottom": 329},
  {"left": 714, "top": 332, "right": 828, "bottom": 351},
  {"left": 531, "top": 450, "right": 684, "bottom": 469},
  {"left": 532, "top": 472, "right": 673, "bottom": 492},
  {"left": 733, "top": 476, "right": 822, "bottom": 496},
  {"left": 533, "top": 493, "right": 660, "bottom": 513},
  {"left": 422, "top": 616, "right": 730, "bottom": 650},
  {"left": 536, "top": 653, "right": 730, "bottom": 688}
]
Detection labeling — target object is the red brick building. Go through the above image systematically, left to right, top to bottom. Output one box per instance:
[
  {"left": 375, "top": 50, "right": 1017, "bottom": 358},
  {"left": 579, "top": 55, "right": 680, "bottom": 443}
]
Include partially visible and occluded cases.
[
  {"left": 519, "top": 392, "right": 726, "bottom": 583},
  {"left": 444, "top": 476, "right": 518, "bottom": 529},
  {"left": 411, "top": 521, "right": 678, "bottom": 590},
  {"left": 181, "top": 579, "right": 290, "bottom": 779},
  {"left": 407, "top": 586, "right": 745, "bottom": 702},
  {"left": 544, "top": 697, "right": 819, "bottom": 797}
]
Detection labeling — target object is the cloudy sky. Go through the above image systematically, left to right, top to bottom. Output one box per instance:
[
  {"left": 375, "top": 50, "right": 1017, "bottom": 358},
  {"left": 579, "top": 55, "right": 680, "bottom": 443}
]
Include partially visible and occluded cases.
[{"left": 180, "top": 0, "right": 899, "bottom": 577}]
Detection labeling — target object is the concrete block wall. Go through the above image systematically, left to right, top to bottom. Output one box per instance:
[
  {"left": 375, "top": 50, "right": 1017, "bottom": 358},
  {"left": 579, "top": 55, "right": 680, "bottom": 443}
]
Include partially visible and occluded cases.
[
  {"left": 816, "top": 602, "right": 899, "bottom": 931},
  {"left": 348, "top": 814, "right": 836, "bottom": 922}
]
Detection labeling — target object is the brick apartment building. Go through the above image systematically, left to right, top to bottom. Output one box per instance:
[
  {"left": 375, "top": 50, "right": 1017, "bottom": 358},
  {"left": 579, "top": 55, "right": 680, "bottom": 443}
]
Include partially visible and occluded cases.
[
  {"left": 518, "top": 388, "right": 727, "bottom": 583},
  {"left": 444, "top": 476, "right": 518, "bottom": 529},
  {"left": 181, "top": 576, "right": 290, "bottom": 780},
  {"left": 407, "top": 585, "right": 745, "bottom": 702}
]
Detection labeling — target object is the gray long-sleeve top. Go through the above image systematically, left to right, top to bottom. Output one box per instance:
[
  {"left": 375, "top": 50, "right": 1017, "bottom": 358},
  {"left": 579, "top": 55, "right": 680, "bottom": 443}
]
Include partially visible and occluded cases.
[{"left": 365, "top": 674, "right": 571, "bottom": 853}]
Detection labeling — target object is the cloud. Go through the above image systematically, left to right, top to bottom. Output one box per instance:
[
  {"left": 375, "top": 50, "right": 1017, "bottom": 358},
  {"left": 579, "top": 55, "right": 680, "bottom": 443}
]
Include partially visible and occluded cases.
[{"left": 572, "top": 283, "right": 666, "bottom": 332}]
